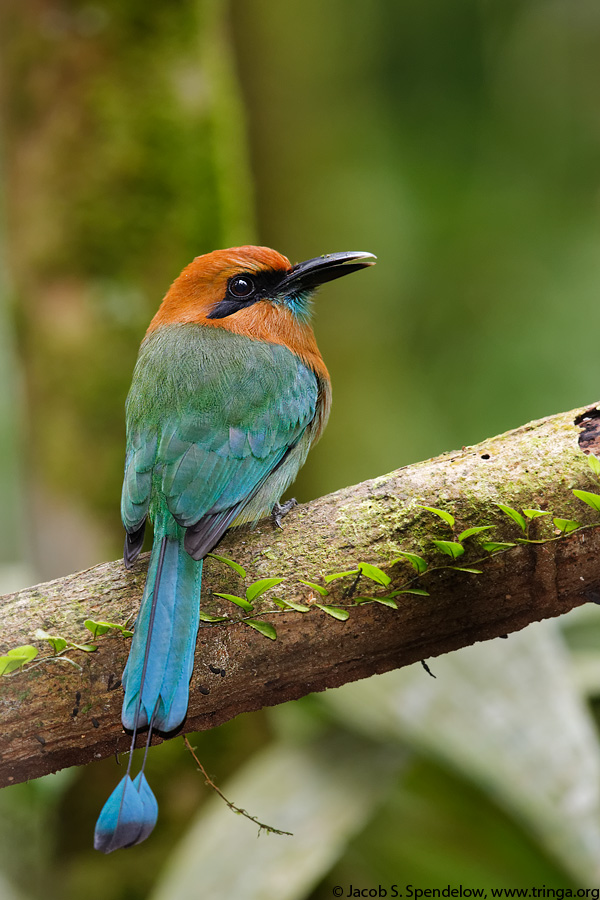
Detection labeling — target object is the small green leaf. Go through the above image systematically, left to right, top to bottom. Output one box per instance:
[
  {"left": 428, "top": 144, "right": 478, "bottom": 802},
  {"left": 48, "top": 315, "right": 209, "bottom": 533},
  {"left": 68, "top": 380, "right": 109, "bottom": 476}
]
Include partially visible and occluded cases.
[
  {"left": 587, "top": 455, "right": 600, "bottom": 477},
  {"left": 573, "top": 489, "right": 600, "bottom": 513},
  {"left": 496, "top": 504, "right": 527, "bottom": 533},
  {"left": 417, "top": 505, "right": 455, "bottom": 527},
  {"left": 522, "top": 509, "right": 551, "bottom": 520},
  {"left": 553, "top": 517, "right": 581, "bottom": 535},
  {"left": 458, "top": 525, "right": 495, "bottom": 541},
  {"left": 431, "top": 539, "right": 464, "bottom": 559},
  {"left": 481, "top": 541, "right": 516, "bottom": 553},
  {"left": 391, "top": 551, "right": 428, "bottom": 574},
  {"left": 206, "top": 553, "right": 247, "bottom": 579},
  {"left": 357, "top": 562, "right": 391, "bottom": 586},
  {"left": 454, "top": 567, "right": 483, "bottom": 574},
  {"left": 323, "top": 569, "right": 359, "bottom": 584},
  {"left": 246, "top": 578, "right": 284, "bottom": 602},
  {"left": 298, "top": 579, "right": 329, "bottom": 597},
  {"left": 388, "top": 588, "right": 430, "bottom": 597},
  {"left": 213, "top": 592, "right": 254, "bottom": 612},
  {"left": 354, "top": 596, "right": 398, "bottom": 609},
  {"left": 375, "top": 596, "right": 399, "bottom": 608},
  {"left": 274, "top": 598, "right": 310, "bottom": 612},
  {"left": 315, "top": 603, "right": 350, "bottom": 620},
  {"left": 199, "top": 611, "right": 230, "bottom": 623},
  {"left": 84, "top": 619, "right": 110, "bottom": 638},
  {"left": 84, "top": 619, "right": 130, "bottom": 638},
  {"left": 244, "top": 619, "right": 277, "bottom": 640},
  {"left": 34, "top": 628, "right": 53, "bottom": 640},
  {"left": 34, "top": 629, "right": 67, "bottom": 654},
  {"left": 48, "top": 637, "right": 67, "bottom": 653},
  {"left": 70, "top": 642, "right": 97, "bottom": 652},
  {"left": 0, "top": 645, "right": 38, "bottom": 675},
  {"left": 9, "top": 645, "right": 38, "bottom": 661},
  {"left": 0, "top": 658, "right": 19, "bottom": 675}
]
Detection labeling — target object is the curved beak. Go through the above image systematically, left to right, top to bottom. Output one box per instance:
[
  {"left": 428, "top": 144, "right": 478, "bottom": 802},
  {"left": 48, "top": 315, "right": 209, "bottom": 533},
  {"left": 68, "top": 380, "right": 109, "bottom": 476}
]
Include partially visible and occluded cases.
[{"left": 278, "top": 251, "right": 376, "bottom": 293}]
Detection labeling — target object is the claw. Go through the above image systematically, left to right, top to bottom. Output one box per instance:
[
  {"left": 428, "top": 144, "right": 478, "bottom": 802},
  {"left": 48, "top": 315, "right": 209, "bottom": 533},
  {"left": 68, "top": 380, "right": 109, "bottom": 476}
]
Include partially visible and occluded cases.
[{"left": 271, "top": 498, "right": 298, "bottom": 529}]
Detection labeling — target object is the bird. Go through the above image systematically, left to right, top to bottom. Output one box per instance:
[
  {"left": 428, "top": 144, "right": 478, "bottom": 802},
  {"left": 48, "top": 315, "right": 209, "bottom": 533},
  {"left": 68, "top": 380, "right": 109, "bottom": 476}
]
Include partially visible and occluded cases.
[{"left": 94, "top": 245, "right": 376, "bottom": 852}]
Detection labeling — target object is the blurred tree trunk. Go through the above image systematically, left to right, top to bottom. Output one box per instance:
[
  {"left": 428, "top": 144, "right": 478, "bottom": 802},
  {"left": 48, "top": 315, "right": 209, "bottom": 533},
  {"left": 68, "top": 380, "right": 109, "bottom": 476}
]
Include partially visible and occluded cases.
[
  {"left": 0, "top": 0, "right": 254, "bottom": 579},
  {"left": 0, "top": 139, "right": 31, "bottom": 594}
]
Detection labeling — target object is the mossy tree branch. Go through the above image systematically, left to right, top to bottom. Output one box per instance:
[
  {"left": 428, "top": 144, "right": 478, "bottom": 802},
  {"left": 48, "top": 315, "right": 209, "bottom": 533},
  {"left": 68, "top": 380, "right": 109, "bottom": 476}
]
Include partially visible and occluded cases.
[{"left": 2, "top": 402, "right": 600, "bottom": 789}]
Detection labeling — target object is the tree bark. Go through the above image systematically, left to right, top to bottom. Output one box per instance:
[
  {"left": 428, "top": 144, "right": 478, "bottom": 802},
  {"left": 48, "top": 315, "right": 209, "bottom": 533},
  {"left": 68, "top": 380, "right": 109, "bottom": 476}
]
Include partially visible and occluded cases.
[{"left": 2, "top": 401, "right": 600, "bottom": 789}]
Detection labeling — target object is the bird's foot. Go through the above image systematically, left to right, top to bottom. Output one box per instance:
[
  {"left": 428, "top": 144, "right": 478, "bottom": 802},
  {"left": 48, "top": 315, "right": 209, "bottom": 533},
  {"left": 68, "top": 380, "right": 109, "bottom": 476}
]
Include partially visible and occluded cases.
[{"left": 271, "top": 498, "right": 298, "bottom": 529}]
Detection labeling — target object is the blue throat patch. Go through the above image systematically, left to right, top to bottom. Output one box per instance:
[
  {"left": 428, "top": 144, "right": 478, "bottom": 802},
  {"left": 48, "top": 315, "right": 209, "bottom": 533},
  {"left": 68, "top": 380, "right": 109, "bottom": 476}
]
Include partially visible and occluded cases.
[{"left": 282, "top": 289, "right": 313, "bottom": 323}]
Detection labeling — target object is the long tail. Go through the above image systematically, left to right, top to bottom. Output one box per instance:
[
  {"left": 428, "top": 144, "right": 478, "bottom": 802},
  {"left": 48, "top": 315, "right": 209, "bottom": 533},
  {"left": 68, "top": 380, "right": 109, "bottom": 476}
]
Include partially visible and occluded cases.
[{"left": 94, "top": 524, "right": 203, "bottom": 853}]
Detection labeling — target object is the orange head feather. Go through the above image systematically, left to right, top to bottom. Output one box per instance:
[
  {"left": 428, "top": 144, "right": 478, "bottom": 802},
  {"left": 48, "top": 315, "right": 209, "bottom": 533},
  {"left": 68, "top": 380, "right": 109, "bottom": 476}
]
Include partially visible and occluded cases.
[{"left": 147, "top": 245, "right": 376, "bottom": 382}]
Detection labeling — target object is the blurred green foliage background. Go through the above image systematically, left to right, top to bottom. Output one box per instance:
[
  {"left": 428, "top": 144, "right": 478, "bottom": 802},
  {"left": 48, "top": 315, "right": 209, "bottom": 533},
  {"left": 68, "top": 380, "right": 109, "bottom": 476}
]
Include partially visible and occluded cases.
[{"left": 2, "top": 1, "right": 600, "bottom": 897}]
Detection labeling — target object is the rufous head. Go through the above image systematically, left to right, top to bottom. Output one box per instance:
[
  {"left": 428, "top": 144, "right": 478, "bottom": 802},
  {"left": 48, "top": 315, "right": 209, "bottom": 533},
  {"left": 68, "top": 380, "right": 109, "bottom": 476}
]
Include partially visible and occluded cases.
[{"left": 146, "top": 245, "right": 376, "bottom": 374}]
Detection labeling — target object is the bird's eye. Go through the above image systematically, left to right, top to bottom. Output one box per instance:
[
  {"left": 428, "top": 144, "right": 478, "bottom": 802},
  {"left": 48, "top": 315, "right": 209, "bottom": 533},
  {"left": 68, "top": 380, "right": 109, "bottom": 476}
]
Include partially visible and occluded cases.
[{"left": 229, "top": 275, "right": 255, "bottom": 298}]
